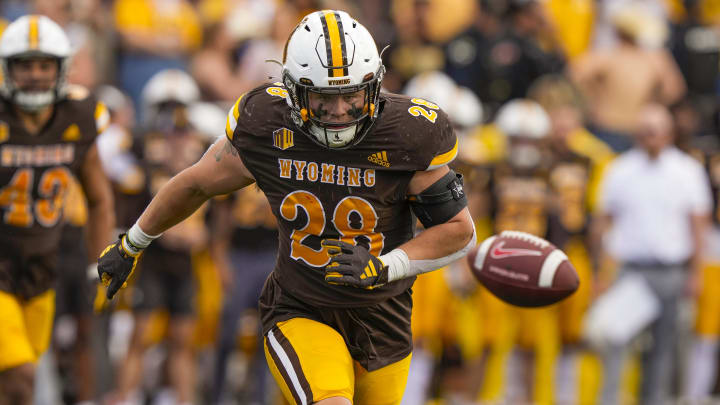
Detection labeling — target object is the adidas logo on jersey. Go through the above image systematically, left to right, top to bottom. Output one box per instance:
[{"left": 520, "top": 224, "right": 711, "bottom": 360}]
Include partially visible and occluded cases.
[{"left": 368, "top": 151, "right": 390, "bottom": 167}]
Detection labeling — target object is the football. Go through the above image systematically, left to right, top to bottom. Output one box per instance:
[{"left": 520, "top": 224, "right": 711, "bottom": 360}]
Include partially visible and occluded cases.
[{"left": 468, "top": 230, "right": 579, "bottom": 307}]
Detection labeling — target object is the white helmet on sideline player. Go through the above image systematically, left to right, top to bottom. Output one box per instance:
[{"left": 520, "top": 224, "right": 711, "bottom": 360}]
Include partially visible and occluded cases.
[
  {"left": 282, "top": 10, "right": 385, "bottom": 148},
  {"left": 0, "top": 15, "right": 72, "bottom": 111},
  {"left": 140, "top": 69, "right": 200, "bottom": 129},
  {"left": 403, "top": 71, "right": 483, "bottom": 129},
  {"left": 495, "top": 99, "right": 550, "bottom": 139},
  {"left": 495, "top": 99, "right": 550, "bottom": 169}
]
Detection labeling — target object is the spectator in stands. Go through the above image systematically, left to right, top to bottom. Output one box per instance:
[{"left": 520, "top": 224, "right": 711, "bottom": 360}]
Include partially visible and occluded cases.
[
  {"left": 112, "top": 0, "right": 202, "bottom": 112},
  {"left": 443, "top": 0, "right": 504, "bottom": 104},
  {"left": 449, "top": 0, "right": 566, "bottom": 118},
  {"left": 669, "top": 0, "right": 720, "bottom": 137},
  {"left": 191, "top": 2, "right": 297, "bottom": 102},
  {"left": 570, "top": 5, "right": 686, "bottom": 152}
]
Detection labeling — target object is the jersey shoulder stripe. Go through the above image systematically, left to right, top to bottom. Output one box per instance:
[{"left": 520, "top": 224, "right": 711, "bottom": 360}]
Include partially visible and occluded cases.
[
  {"left": 226, "top": 82, "right": 290, "bottom": 144},
  {"left": 225, "top": 93, "right": 246, "bottom": 141},
  {"left": 95, "top": 101, "right": 110, "bottom": 134},
  {"left": 427, "top": 137, "right": 458, "bottom": 170}
]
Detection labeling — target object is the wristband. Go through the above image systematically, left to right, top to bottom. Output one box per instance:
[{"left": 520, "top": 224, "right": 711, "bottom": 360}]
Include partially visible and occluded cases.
[
  {"left": 126, "top": 222, "right": 162, "bottom": 251},
  {"left": 380, "top": 228, "right": 477, "bottom": 282},
  {"left": 379, "top": 249, "right": 410, "bottom": 282}
]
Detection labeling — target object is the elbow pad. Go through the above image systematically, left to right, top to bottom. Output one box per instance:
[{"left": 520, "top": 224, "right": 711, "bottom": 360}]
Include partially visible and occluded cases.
[{"left": 408, "top": 169, "right": 467, "bottom": 228}]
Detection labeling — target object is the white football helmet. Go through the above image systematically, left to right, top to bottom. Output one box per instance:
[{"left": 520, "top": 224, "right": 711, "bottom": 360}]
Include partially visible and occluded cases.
[
  {"left": 282, "top": 10, "right": 385, "bottom": 148},
  {"left": 0, "top": 15, "right": 72, "bottom": 111},
  {"left": 140, "top": 69, "right": 200, "bottom": 128},
  {"left": 403, "top": 71, "right": 483, "bottom": 129},
  {"left": 495, "top": 99, "right": 550, "bottom": 139},
  {"left": 495, "top": 99, "right": 550, "bottom": 169},
  {"left": 188, "top": 101, "right": 227, "bottom": 141}
]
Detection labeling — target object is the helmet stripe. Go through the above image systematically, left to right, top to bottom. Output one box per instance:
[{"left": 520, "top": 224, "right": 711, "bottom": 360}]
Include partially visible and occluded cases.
[
  {"left": 321, "top": 11, "right": 346, "bottom": 78},
  {"left": 333, "top": 11, "right": 349, "bottom": 77},
  {"left": 319, "top": 13, "right": 333, "bottom": 76},
  {"left": 28, "top": 15, "right": 39, "bottom": 50}
]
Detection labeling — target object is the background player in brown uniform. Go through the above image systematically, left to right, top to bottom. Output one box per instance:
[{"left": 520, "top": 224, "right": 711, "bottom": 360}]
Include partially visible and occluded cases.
[
  {"left": 98, "top": 9, "right": 475, "bottom": 405},
  {"left": 0, "top": 15, "right": 114, "bottom": 405},
  {"left": 109, "top": 69, "right": 208, "bottom": 405},
  {"left": 528, "top": 75, "right": 614, "bottom": 404},
  {"left": 487, "top": 99, "right": 558, "bottom": 405},
  {"left": 684, "top": 134, "right": 720, "bottom": 400},
  {"left": 209, "top": 186, "right": 278, "bottom": 403}
]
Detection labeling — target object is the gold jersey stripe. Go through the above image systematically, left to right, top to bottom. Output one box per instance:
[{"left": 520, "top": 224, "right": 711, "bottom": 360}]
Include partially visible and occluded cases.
[
  {"left": 323, "top": 11, "right": 344, "bottom": 77},
  {"left": 28, "top": 15, "right": 39, "bottom": 50},
  {"left": 225, "top": 93, "right": 245, "bottom": 140},
  {"left": 94, "top": 102, "right": 110, "bottom": 134},
  {"left": 428, "top": 138, "right": 459, "bottom": 169}
]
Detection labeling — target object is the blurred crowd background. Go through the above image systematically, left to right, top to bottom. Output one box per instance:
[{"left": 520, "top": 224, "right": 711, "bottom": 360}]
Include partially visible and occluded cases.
[{"left": 6, "top": 0, "right": 720, "bottom": 404}]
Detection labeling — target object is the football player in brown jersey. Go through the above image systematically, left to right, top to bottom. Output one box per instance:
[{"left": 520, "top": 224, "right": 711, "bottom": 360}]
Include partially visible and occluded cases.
[
  {"left": 98, "top": 9, "right": 475, "bottom": 405},
  {"left": 0, "top": 15, "right": 114, "bottom": 405},
  {"left": 109, "top": 69, "right": 208, "bottom": 405},
  {"left": 477, "top": 99, "right": 558, "bottom": 404}
]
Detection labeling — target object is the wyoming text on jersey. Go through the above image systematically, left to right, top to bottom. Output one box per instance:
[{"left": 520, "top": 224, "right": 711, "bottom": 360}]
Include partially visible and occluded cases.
[{"left": 278, "top": 158, "right": 377, "bottom": 187}]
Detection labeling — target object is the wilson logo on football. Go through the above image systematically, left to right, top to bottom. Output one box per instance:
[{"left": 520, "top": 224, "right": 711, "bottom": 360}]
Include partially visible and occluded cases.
[
  {"left": 368, "top": 151, "right": 390, "bottom": 167},
  {"left": 490, "top": 241, "right": 543, "bottom": 259}
]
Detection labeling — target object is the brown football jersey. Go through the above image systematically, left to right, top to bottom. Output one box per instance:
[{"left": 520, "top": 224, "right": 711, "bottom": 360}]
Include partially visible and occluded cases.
[
  {"left": 227, "top": 83, "right": 457, "bottom": 307},
  {"left": 0, "top": 90, "right": 108, "bottom": 296},
  {"left": 689, "top": 144, "right": 720, "bottom": 225},
  {"left": 546, "top": 151, "right": 593, "bottom": 248},
  {"left": 492, "top": 164, "right": 551, "bottom": 238}
]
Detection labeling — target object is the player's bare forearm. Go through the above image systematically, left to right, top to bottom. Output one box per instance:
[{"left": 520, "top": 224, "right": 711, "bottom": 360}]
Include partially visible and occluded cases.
[
  {"left": 137, "top": 138, "right": 255, "bottom": 235},
  {"left": 80, "top": 144, "right": 115, "bottom": 259},
  {"left": 397, "top": 165, "right": 475, "bottom": 262},
  {"left": 136, "top": 171, "right": 212, "bottom": 236},
  {"left": 399, "top": 208, "right": 474, "bottom": 261}
]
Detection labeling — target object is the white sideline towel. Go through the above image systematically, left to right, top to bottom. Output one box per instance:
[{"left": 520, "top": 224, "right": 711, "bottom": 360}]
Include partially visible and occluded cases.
[{"left": 582, "top": 273, "right": 661, "bottom": 348}]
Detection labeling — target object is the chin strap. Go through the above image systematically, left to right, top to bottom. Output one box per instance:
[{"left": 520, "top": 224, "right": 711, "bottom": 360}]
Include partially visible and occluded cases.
[{"left": 316, "top": 124, "right": 357, "bottom": 148}]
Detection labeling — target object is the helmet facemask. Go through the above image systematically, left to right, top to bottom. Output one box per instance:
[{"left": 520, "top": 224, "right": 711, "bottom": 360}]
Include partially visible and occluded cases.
[
  {"left": 0, "top": 15, "right": 72, "bottom": 112},
  {"left": 1, "top": 55, "right": 68, "bottom": 112},
  {"left": 284, "top": 65, "right": 384, "bottom": 148}
]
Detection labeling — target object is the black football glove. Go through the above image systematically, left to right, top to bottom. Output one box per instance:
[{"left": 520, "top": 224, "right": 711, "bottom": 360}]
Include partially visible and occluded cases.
[
  {"left": 97, "top": 234, "right": 143, "bottom": 300},
  {"left": 322, "top": 239, "right": 388, "bottom": 289}
]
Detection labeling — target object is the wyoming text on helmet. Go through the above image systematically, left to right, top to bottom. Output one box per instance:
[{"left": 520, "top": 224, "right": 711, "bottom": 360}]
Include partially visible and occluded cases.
[
  {"left": 282, "top": 10, "right": 385, "bottom": 148},
  {"left": 0, "top": 15, "right": 72, "bottom": 112}
]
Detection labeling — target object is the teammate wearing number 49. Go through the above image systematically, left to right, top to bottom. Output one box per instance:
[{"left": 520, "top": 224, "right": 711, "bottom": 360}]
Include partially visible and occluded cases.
[
  {"left": 98, "top": 9, "right": 475, "bottom": 405},
  {"left": 0, "top": 15, "right": 114, "bottom": 405}
]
